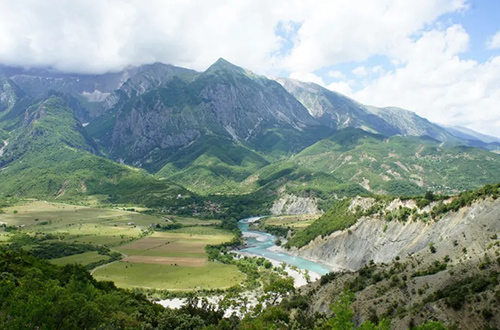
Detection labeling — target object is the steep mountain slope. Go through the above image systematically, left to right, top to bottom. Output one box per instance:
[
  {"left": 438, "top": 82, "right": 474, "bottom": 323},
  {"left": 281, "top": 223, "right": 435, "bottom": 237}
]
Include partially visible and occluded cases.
[
  {"left": 87, "top": 58, "right": 329, "bottom": 171},
  {"left": 2, "top": 60, "right": 500, "bottom": 206},
  {"left": 0, "top": 63, "right": 199, "bottom": 123},
  {"left": 276, "top": 78, "right": 396, "bottom": 134},
  {"left": 277, "top": 78, "right": 461, "bottom": 143},
  {"left": 0, "top": 96, "right": 189, "bottom": 206},
  {"left": 365, "top": 105, "right": 455, "bottom": 141},
  {"left": 444, "top": 125, "right": 500, "bottom": 144},
  {"left": 291, "top": 187, "right": 500, "bottom": 329}
]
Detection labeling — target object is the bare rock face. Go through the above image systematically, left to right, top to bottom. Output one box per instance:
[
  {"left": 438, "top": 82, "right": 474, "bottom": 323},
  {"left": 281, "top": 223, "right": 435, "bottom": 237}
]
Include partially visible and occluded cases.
[
  {"left": 100, "top": 58, "right": 319, "bottom": 171},
  {"left": 277, "top": 78, "right": 458, "bottom": 142},
  {"left": 0, "top": 79, "right": 16, "bottom": 112},
  {"left": 271, "top": 194, "right": 323, "bottom": 215},
  {"left": 294, "top": 198, "right": 500, "bottom": 271}
]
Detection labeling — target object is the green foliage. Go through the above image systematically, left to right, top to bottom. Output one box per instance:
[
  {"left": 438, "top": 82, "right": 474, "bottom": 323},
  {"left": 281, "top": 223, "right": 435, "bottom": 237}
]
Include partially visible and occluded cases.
[
  {"left": 0, "top": 96, "right": 198, "bottom": 210},
  {"left": 249, "top": 129, "right": 500, "bottom": 199},
  {"left": 156, "top": 136, "right": 270, "bottom": 194},
  {"left": 431, "top": 183, "right": 500, "bottom": 218},
  {"left": 286, "top": 199, "right": 358, "bottom": 248},
  {"left": 262, "top": 225, "right": 289, "bottom": 238},
  {"left": 31, "top": 242, "right": 99, "bottom": 259},
  {"left": 429, "top": 242, "right": 437, "bottom": 254},
  {"left": 0, "top": 247, "right": 165, "bottom": 329},
  {"left": 411, "top": 260, "right": 447, "bottom": 278},
  {"left": 426, "top": 272, "right": 499, "bottom": 310},
  {"left": 262, "top": 276, "right": 295, "bottom": 304},
  {"left": 316, "top": 291, "right": 390, "bottom": 330},
  {"left": 413, "top": 321, "right": 448, "bottom": 330}
]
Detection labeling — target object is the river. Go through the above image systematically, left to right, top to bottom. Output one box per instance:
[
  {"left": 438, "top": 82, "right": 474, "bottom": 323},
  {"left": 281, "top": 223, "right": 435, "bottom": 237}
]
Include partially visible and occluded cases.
[
  {"left": 158, "top": 216, "right": 331, "bottom": 311},
  {"left": 238, "top": 217, "right": 331, "bottom": 276}
]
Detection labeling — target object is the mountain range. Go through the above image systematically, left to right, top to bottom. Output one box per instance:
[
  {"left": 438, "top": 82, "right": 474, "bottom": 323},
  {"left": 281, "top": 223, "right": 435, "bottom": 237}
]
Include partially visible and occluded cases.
[{"left": 1, "top": 59, "right": 500, "bottom": 206}]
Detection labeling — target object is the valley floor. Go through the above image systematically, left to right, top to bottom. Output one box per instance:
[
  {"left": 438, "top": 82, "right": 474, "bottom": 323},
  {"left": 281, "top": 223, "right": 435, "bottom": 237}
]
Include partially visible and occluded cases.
[{"left": 0, "top": 200, "right": 245, "bottom": 291}]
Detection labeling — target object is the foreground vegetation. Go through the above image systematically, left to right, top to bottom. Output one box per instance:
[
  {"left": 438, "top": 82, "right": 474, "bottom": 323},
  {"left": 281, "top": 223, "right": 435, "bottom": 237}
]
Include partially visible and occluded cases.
[{"left": 1, "top": 246, "right": 449, "bottom": 330}]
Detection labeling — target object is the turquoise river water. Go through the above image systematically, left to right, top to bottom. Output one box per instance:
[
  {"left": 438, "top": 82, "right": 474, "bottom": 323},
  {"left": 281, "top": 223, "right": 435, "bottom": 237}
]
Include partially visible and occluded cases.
[{"left": 238, "top": 217, "right": 331, "bottom": 275}]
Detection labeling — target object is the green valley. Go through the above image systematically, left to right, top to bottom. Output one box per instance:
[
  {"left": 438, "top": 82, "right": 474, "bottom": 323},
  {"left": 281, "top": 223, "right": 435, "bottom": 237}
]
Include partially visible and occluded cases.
[{"left": 1, "top": 58, "right": 500, "bottom": 330}]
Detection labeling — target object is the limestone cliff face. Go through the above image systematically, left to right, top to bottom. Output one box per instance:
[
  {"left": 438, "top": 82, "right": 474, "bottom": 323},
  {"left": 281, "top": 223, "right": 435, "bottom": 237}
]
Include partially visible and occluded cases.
[
  {"left": 271, "top": 194, "right": 323, "bottom": 215},
  {"left": 293, "top": 198, "right": 500, "bottom": 271}
]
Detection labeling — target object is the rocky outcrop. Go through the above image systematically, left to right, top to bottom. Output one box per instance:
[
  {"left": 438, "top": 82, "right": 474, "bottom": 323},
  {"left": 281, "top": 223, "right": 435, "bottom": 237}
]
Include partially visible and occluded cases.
[
  {"left": 99, "top": 59, "right": 320, "bottom": 170},
  {"left": 271, "top": 194, "right": 323, "bottom": 215},
  {"left": 293, "top": 198, "right": 500, "bottom": 271}
]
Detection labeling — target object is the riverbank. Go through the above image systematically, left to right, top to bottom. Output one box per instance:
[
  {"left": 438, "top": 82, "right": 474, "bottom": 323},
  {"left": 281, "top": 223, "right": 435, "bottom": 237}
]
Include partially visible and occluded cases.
[{"left": 238, "top": 217, "right": 331, "bottom": 276}]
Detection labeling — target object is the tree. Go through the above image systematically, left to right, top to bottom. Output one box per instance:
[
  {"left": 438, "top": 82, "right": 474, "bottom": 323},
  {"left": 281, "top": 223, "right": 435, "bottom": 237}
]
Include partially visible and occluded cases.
[
  {"left": 425, "top": 191, "right": 435, "bottom": 202},
  {"left": 262, "top": 276, "right": 295, "bottom": 304},
  {"left": 318, "top": 291, "right": 390, "bottom": 330},
  {"left": 414, "top": 321, "right": 448, "bottom": 330}
]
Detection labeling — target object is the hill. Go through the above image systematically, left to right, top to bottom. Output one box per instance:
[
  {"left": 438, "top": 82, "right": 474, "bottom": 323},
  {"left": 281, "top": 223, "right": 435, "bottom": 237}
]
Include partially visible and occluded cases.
[
  {"left": 0, "top": 96, "right": 191, "bottom": 208},
  {"left": 242, "top": 128, "right": 500, "bottom": 201}
]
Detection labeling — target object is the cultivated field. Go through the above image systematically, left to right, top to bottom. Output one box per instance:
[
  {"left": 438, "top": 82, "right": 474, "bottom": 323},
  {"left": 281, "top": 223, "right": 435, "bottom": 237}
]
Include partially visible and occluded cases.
[
  {"left": 0, "top": 200, "right": 244, "bottom": 290},
  {"left": 262, "top": 214, "right": 320, "bottom": 229},
  {"left": 93, "top": 227, "right": 244, "bottom": 290},
  {"left": 51, "top": 251, "right": 110, "bottom": 266},
  {"left": 92, "top": 261, "right": 243, "bottom": 290}
]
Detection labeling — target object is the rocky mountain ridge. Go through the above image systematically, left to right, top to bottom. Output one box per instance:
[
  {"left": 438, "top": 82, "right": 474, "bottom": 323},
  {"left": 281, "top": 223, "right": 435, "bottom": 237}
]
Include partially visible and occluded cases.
[{"left": 2, "top": 59, "right": 500, "bottom": 201}]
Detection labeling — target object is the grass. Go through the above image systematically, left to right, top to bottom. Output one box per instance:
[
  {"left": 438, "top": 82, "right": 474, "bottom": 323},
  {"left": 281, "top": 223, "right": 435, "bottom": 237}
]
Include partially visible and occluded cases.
[
  {"left": 1, "top": 200, "right": 244, "bottom": 290},
  {"left": 0, "top": 201, "right": 154, "bottom": 246},
  {"left": 1, "top": 201, "right": 159, "bottom": 228},
  {"left": 263, "top": 214, "right": 320, "bottom": 229},
  {"left": 96, "top": 227, "right": 244, "bottom": 289},
  {"left": 50, "top": 251, "right": 110, "bottom": 266},
  {"left": 92, "top": 261, "right": 244, "bottom": 290}
]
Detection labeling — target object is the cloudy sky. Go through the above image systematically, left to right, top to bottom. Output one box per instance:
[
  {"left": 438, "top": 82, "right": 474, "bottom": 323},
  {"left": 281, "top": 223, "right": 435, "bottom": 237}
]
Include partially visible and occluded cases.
[{"left": 0, "top": 0, "right": 499, "bottom": 137}]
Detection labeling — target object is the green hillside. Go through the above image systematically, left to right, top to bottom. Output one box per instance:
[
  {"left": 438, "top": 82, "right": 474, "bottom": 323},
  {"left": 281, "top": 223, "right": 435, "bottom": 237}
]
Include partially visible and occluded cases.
[
  {"left": 0, "top": 96, "right": 190, "bottom": 207},
  {"left": 244, "top": 128, "right": 500, "bottom": 198},
  {"left": 156, "top": 136, "right": 269, "bottom": 194}
]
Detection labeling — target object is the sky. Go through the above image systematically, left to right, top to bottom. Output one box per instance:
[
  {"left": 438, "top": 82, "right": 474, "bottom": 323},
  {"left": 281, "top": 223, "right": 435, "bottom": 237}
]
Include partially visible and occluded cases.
[{"left": 0, "top": 0, "right": 499, "bottom": 137}]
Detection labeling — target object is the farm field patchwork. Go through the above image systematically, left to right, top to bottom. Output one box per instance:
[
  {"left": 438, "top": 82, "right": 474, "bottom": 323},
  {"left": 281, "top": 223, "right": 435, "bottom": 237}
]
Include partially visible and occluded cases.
[
  {"left": 0, "top": 200, "right": 244, "bottom": 290},
  {"left": 93, "top": 227, "right": 243, "bottom": 290}
]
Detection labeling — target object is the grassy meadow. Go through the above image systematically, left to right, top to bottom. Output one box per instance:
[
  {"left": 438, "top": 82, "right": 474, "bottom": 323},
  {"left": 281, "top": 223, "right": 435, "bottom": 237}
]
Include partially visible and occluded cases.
[
  {"left": 0, "top": 200, "right": 244, "bottom": 290},
  {"left": 262, "top": 214, "right": 320, "bottom": 230},
  {"left": 51, "top": 251, "right": 110, "bottom": 266}
]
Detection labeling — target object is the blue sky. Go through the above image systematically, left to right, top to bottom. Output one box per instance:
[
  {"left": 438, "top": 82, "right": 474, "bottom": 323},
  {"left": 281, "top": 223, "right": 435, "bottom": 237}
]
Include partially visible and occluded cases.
[{"left": 0, "top": 0, "right": 499, "bottom": 136}]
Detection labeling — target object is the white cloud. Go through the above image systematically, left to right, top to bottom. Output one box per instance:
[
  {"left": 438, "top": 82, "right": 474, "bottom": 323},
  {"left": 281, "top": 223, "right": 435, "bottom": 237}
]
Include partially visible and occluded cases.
[
  {"left": 0, "top": 0, "right": 467, "bottom": 74},
  {"left": 0, "top": 0, "right": 284, "bottom": 73},
  {"left": 2, "top": 0, "right": 498, "bottom": 137},
  {"left": 280, "top": 0, "right": 467, "bottom": 71},
  {"left": 354, "top": 25, "right": 500, "bottom": 137},
  {"left": 487, "top": 30, "right": 500, "bottom": 49},
  {"left": 352, "top": 66, "right": 368, "bottom": 77},
  {"left": 371, "top": 66, "right": 384, "bottom": 75},
  {"left": 328, "top": 70, "right": 345, "bottom": 79},
  {"left": 289, "top": 71, "right": 325, "bottom": 86},
  {"left": 327, "top": 81, "right": 354, "bottom": 96}
]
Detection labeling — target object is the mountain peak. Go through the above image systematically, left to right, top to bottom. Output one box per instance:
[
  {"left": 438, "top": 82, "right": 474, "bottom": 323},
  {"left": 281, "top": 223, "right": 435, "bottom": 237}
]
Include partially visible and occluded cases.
[{"left": 205, "top": 58, "right": 245, "bottom": 74}]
